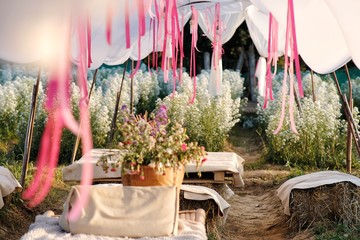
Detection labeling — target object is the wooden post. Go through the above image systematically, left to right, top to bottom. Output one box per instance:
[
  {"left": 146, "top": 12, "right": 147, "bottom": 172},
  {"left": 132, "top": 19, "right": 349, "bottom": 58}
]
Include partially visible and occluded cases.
[
  {"left": 247, "top": 44, "right": 256, "bottom": 102},
  {"left": 107, "top": 61, "right": 128, "bottom": 147},
  {"left": 345, "top": 64, "right": 353, "bottom": 173},
  {"left": 20, "top": 68, "right": 41, "bottom": 188},
  {"left": 70, "top": 68, "right": 99, "bottom": 164},
  {"left": 310, "top": 69, "right": 316, "bottom": 102},
  {"left": 332, "top": 72, "right": 360, "bottom": 157},
  {"left": 293, "top": 85, "right": 302, "bottom": 115}
]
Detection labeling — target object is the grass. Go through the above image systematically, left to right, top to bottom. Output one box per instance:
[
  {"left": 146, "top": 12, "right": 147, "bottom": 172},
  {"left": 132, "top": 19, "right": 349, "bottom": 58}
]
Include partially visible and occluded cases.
[
  {"left": 0, "top": 161, "right": 70, "bottom": 240},
  {"left": 314, "top": 222, "right": 360, "bottom": 240}
]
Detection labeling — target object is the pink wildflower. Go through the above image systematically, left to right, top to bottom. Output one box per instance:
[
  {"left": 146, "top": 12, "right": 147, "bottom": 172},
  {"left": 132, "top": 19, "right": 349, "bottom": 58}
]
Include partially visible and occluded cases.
[{"left": 181, "top": 143, "right": 187, "bottom": 152}]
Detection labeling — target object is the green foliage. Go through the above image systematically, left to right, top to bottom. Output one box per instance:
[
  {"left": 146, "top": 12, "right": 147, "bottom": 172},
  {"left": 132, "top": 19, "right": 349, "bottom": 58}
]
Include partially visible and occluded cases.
[
  {"left": 0, "top": 65, "right": 245, "bottom": 164},
  {"left": 159, "top": 70, "right": 244, "bottom": 152},
  {"left": 258, "top": 72, "right": 358, "bottom": 169},
  {"left": 314, "top": 222, "right": 360, "bottom": 240}
]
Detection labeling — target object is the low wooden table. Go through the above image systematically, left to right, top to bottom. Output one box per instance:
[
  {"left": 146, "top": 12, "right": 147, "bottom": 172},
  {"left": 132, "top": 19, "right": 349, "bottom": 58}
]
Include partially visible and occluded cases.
[{"left": 62, "top": 149, "right": 245, "bottom": 187}]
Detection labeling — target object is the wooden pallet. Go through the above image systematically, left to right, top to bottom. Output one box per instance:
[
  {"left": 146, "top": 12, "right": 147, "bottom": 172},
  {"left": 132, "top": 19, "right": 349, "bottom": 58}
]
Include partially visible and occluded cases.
[{"left": 83, "top": 171, "right": 233, "bottom": 185}]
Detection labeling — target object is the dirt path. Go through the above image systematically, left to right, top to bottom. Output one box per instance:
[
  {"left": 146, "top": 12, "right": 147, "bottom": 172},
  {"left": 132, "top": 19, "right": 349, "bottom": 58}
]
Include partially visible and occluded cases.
[
  {"left": 222, "top": 125, "right": 314, "bottom": 240},
  {"left": 223, "top": 185, "right": 287, "bottom": 240}
]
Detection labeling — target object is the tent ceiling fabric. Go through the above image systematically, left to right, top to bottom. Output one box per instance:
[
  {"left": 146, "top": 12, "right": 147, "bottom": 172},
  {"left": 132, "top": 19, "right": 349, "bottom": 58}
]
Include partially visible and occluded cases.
[
  {"left": 0, "top": 0, "right": 359, "bottom": 73},
  {"left": 258, "top": 0, "right": 352, "bottom": 74}
]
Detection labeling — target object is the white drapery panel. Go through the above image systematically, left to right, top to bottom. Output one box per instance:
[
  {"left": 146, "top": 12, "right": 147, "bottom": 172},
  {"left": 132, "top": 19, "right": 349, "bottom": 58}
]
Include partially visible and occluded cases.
[
  {"left": 1, "top": 0, "right": 360, "bottom": 75},
  {"left": 258, "top": 0, "right": 351, "bottom": 74},
  {"left": 326, "top": 0, "right": 360, "bottom": 70},
  {"left": 245, "top": 5, "right": 285, "bottom": 58}
]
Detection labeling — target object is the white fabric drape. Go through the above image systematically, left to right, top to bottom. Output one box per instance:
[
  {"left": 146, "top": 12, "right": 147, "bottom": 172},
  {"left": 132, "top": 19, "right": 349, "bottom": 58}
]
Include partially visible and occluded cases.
[
  {"left": 258, "top": 0, "right": 351, "bottom": 74},
  {"left": 197, "top": 1, "right": 247, "bottom": 96},
  {"left": 245, "top": 5, "right": 285, "bottom": 57}
]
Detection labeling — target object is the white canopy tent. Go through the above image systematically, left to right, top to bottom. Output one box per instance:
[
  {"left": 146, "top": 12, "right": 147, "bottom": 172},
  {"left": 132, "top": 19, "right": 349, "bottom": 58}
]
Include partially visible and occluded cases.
[{"left": 2, "top": 0, "right": 360, "bottom": 220}]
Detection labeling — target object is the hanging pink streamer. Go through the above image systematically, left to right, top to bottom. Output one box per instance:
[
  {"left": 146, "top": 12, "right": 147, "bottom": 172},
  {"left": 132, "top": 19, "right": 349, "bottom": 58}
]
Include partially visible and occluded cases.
[
  {"left": 125, "top": 0, "right": 131, "bottom": 48},
  {"left": 130, "top": 0, "right": 146, "bottom": 78},
  {"left": 138, "top": 0, "right": 146, "bottom": 36},
  {"left": 153, "top": 0, "right": 160, "bottom": 70},
  {"left": 161, "top": 0, "right": 170, "bottom": 82},
  {"left": 273, "top": 0, "right": 299, "bottom": 134},
  {"left": 289, "top": 0, "right": 303, "bottom": 97},
  {"left": 106, "top": 3, "right": 112, "bottom": 45},
  {"left": 189, "top": 6, "right": 199, "bottom": 104},
  {"left": 179, "top": 13, "right": 184, "bottom": 83},
  {"left": 263, "top": 13, "right": 278, "bottom": 109},
  {"left": 68, "top": 14, "right": 94, "bottom": 221},
  {"left": 87, "top": 14, "right": 92, "bottom": 68}
]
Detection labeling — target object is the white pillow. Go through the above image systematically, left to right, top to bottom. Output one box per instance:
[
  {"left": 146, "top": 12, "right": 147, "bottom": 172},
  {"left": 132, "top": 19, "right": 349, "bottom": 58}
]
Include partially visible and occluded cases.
[{"left": 59, "top": 184, "right": 179, "bottom": 237}]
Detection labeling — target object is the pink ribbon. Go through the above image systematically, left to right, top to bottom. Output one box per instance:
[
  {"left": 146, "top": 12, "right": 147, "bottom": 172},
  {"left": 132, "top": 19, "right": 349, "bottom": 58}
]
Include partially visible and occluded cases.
[
  {"left": 125, "top": 0, "right": 131, "bottom": 48},
  {"left": 130, "top": 0, "right": 146, "bottom": 78},
  {"left": 273, "top": 0, "right": 299, "bottom": 134},
  {"left": 189, "top": 6, "right": 199, "bottom": 104},
  {"left": 263, "top": 13, "right": 278, "bottom": 109},
  {"left": 87, "top": 14, "right": 92, "bottom": 68}
]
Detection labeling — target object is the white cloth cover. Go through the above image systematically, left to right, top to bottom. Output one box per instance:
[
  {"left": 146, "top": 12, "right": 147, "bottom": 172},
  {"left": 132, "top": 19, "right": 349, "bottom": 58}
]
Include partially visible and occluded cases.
[
  {"left": 62, "top": 149, "right": 122, "bottom": 181},
  {"left": 62, "top": 150, "right": 245, "bottom": 187},
  {"left": 0, "top": 166, "right": 22, "bottom": 209},
  {"left": 277, "top": 171, "right": 360, "bottom": 215},
  {"left": 59, "top": 184, "right": 179, "bottom": 237},
  {"left": 181, "top": 184, "right": 231, "bottom": 222},
  {"left": 21, "top": 210, "right": 207, "bottom": 240}
]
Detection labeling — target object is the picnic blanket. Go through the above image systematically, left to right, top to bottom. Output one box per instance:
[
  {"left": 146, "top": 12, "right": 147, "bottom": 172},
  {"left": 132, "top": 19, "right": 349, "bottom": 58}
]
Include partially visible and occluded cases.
[
  {"left": 62, "top": 149, "right": 245, "bottom": 186},
  {"left": 0, "top": 166, "right": 22, "bottom": 209},
  {"left": 277, "top": 171, "right": 360, "bottom": 215},
  {"left": 21, "top": 210, "right": 207, "bottom": 240}
]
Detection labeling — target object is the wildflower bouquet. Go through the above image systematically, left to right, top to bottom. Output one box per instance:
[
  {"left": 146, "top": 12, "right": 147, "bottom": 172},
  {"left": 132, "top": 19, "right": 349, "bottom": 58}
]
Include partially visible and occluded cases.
[{"left": 99, "top": 104, "right": 207, "bottom": 178}]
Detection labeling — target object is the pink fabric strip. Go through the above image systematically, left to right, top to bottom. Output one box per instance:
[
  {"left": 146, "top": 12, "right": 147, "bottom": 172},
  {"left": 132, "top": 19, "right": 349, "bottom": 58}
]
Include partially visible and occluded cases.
[
  {"left": 125, "top": 0, "right": 131, "bottom": 48},
  {"left": 130, "top": 0, "right": 146, "bottom": 78},
  {"left": 138, "top": 0, "right": 146, "bottom": 36},
  {"left": 153, "top": 0, "right": 160, "bottom": 70},
  {"left": 161, "top": 0, "right": 170, "bottom": 82},
  {"left": 171, "top": 0, "right": 177, "bottom": 79},
  {"left": 172, "top": 0, "right": 181, "bottom": 81},
  {"left": 273, "top": 0, "right": 298, "bottom": 134},
  {"left": 289, "top": 0, "right": 303, "bottom": 97},
  {"left": 273, "top": 2, "right": 291, "bottom": 135},
  {"left": 106, "top": 3, "right": 112, "bottom": 45},
  {"left": 189, "top": 6, "right": 199, "bottom": 104},
  {"left": 179, "top": 13, "right": 184, "bottom": 83},
  {"left": 263, "top": 13, "right": 273, "bottom": 109},
  {"left": 263, "top": 13, "right": 279, "bottom": 109},
  {"left": 87, "top": 14, "right": 92, "bottom": 68},
  {"left": 68, "top": 15, "right": 93, "bottom": 221}
]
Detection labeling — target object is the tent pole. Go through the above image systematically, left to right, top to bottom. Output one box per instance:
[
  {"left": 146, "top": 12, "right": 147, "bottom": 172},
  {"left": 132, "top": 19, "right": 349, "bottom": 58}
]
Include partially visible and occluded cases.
[
  {"left": 130, "top": 60, "right": 134, "bottom": 114},
  {"left": 107, "top": 61, "right": 128, "bottom": 148},
  {"left": 345, "top": 64, "right": 353, "bottom": 173},
  {"left": 20, "top": 67, "right": 41, "bottom": 189},
  {"left": 70, "top": 68, "right": 99, "bottom": 164},
  {"left": 310, "top": 69, "right": 316, "bottom": 102},
  {"left": 332, "top": 72, "right": 360, "bottom": 158}
]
